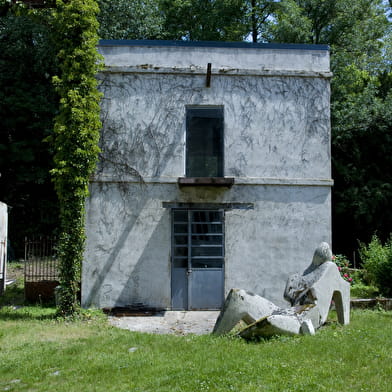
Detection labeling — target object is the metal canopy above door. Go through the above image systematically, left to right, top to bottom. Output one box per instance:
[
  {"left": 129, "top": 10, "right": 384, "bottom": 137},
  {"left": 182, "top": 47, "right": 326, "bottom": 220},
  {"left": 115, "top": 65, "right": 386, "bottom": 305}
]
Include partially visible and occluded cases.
[{"left": 171, "top": 209, "right": 224, "bottom": 310}]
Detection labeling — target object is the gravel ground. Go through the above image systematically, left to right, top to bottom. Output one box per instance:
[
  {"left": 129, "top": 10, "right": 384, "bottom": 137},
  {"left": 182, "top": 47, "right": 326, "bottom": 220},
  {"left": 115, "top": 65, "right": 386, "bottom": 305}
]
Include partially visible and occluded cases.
[{"left": 109, "top": 311, "right": 220, "bottom": 335}]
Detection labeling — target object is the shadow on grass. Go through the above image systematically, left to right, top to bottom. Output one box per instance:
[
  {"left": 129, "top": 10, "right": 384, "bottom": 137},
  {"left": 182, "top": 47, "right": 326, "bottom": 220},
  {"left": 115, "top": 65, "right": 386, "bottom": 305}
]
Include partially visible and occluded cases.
[
  {"left": 1, "top": 278, "right": 58, "bottom": 321},
  {"left": 0, "top": 284, "right": 25, "bottom": 307},
  {"left": 0, "top": 305, "right": 57, "bottom": 321}
]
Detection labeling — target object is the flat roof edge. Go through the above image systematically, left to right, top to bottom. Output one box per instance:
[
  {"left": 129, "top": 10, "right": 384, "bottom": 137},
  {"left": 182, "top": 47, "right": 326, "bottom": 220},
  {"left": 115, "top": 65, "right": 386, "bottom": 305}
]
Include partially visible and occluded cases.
[{"left": 98, "top": 39, "right": 329, "bottom": 51}]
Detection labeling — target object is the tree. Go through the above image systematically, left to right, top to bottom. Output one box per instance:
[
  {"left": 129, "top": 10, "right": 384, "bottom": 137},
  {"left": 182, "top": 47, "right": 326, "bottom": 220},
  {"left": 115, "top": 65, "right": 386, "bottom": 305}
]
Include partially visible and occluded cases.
[
  {"left": 51, "top": 0, "right": 102, "bottom": 315},
  {"left": 98, "top": 0, "right": 164, "bottom": 40},
  {"left": 159, "top": 0, "right": 248, "bottom": 41},
  {"left": 244, "top": 0, "right": 281, "bottom": 42},
  {"left": 268, "top": 0, "right": 391, "bottom": 256},
  {"left": 0, "top": 6, "right": 59, "bottom": 257},
  {"left": 331, "top": 63, "right": 392, "bottom": 255}
]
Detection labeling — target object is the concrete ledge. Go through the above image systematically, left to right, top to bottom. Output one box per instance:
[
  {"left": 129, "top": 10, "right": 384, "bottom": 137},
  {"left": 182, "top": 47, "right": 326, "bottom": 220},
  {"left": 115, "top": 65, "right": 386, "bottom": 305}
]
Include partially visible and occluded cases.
[
  {"left": 99, "top": 39, "right": 329, "bottom": 51},
  {"left": 98, "top": 40, "right": 330, "bottom": 73},
  {"left": 101, "top": 66, "right": 333, "bottom": 79},
  {"left": 91, "top": 176, "right": 333, "bottom": 187},
  {"left": 178, "top": 177, "right": 234, "bottom": 187},
  {"left": 350, "top": 298, "right": 392, "bottom": 311}
]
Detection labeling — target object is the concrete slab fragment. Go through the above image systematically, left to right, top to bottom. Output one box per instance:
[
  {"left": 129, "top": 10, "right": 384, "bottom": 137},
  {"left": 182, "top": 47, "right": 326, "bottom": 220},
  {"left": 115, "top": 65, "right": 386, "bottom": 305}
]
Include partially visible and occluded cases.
[{"left": 213, "top": 243, "right": 350, "bottom": 338}]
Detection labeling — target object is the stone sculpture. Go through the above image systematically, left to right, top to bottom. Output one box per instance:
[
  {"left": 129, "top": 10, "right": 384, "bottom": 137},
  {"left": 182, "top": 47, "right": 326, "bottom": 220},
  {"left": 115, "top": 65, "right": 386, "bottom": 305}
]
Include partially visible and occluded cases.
[{"left": 213, "top": 242, "right": 350, "bottom": 338}]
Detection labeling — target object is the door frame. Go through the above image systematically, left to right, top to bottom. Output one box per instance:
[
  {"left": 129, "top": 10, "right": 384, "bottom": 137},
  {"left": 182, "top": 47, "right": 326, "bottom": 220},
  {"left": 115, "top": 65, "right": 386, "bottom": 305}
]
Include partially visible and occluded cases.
[{"left": 171, "top": 208, "right": 225, "bottom": 310}]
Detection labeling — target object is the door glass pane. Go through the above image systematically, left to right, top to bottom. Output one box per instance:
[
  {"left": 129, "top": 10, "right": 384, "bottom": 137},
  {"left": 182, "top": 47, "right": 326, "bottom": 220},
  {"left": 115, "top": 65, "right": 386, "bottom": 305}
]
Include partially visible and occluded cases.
[
  {"left": 172, "top": 209, "right": 224, "bottom": 270},
  {"left": 173, "top": 210, "right": 188, "bottom": 222},
  {"left": 173, "top": 223, "right": 187, "bottom": 234},
  {"left": 192, "top": 234, "right": 222, "bottom": 245},
  {"left": 174, "top": 235, "right": 188, "bottom": 245},
  {"left": 191, "top": 246, "right": 223, "bottom": 257},
  {"left": 174, "top": 247, "right": 188, "bottom": 257},
  {"left": 173, "top": 258, "right": 187, "bottom": 268},
  {"left": 192, "top": 258, "right": 223, "bottom": 268}
]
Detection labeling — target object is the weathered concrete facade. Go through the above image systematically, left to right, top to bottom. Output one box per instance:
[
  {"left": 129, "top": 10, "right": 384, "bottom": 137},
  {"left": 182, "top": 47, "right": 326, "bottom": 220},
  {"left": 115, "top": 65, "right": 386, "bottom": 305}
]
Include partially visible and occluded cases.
[{"left": 82, "top": 40, "right": 332, "bottom": 309}]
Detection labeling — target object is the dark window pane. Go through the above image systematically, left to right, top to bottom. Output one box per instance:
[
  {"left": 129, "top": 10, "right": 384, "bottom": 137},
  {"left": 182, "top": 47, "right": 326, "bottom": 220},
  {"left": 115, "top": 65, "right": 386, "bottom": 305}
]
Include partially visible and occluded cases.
[
  {"left": 186, "top": 108, "right": 223, "bottom": 177},
  {"left": 173, "top": 210, "right": 188, "bottom": 222},
  {"left": 192, "top": 210, "right": 222, "bottom": 223},
  {"left": 192, "top": 223, "right": 222, "bottom": 234},
  {"left": 174, "top": 224, "right": 188, "bottom": 234},
  {"left": 174, "top": 235, "right": 188, "bottom": 245},
  {"left": 192, "top": 235, "right": 222, "bottom": 245},
  {"left": 192, "top": 246, "right": 223, "bottom": 257},
  {"left": 174, "top": 247, "right": 188, "bottom": 257},
  {"left": 173, "top": 258, "right": 187, "bottom": 268},
  {"left": 192, "top": 258, "right": 223, "bottom": 268}
]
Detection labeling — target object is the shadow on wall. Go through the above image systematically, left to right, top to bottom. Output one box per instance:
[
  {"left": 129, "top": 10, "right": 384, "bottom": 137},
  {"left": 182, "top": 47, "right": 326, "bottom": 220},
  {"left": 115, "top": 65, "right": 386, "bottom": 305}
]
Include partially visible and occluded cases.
[
  {"left": 82, "top": 187, "right": 171, "bottom": 309},
  {"left": 116, "top": 209, "right": 170, "bottom": 308}
]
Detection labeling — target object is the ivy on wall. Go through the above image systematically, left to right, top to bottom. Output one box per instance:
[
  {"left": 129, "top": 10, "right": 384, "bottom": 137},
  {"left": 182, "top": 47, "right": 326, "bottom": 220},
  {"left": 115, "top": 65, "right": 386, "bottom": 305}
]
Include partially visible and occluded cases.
[{"left": 51, "top": 0, "right": 102, "bottom": 315}]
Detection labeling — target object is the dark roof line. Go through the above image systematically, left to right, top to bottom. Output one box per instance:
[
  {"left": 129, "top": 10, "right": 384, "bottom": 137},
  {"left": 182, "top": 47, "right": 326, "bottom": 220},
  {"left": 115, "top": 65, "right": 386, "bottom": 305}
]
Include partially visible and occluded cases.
[{"left": 99, "top": 39, "right": 329, "bottom": 51}]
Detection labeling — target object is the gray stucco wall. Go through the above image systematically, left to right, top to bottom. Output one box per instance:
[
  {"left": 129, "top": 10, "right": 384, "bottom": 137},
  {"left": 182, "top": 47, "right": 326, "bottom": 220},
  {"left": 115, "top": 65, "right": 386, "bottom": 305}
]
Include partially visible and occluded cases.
[{"left": 82, "top": 41, "right": 332, "bottom": 309}]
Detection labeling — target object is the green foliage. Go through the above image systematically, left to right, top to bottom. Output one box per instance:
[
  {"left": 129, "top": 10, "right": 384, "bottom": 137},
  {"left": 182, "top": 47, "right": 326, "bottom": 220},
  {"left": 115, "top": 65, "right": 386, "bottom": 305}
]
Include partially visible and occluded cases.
[
  {"left": 51, "top": 0, "right": 102, "bottom": 316},
  {"left": 98, "top": 0, "right": 164, "bottom": 39},
  {"left": 159, "top": 0, "right": 248, "bottom": 41},
  {"left": 242, "top": 0, "right": 280, "bottom": 42},
  {"left": 266, "top": 0, "right": 391, "bottom": 255},
  {"left": 267, "top": 0, "right": 313, "bottom": 43},
  {"left": 270, "top": 0, "right": 388, "bottom": 47},
  {"left": 0, "top": 5, "right": 59, "bottom": 256},
  {"left": 332, "top": 81, "right": 392, "bottom": 251},
  {"left": 359, "top": 234, "right": 392, "bottom": 297},
  {"left": 332, "top": 254, "right": 353, "bottom": 284},
  {"left": 350, "top": 283, "right": 379, "bottom": 299}
]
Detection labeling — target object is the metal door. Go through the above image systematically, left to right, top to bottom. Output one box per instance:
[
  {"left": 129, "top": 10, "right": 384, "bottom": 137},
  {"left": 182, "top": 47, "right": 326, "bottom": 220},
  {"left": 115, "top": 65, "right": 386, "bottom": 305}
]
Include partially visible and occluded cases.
[{"left": 171, "top": 209, "right": 224, "bottom": 310}]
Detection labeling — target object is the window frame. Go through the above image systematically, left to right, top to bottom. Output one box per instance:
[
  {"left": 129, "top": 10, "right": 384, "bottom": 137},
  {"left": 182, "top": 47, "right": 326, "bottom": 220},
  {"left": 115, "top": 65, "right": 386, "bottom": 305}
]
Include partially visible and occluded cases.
[
  {"left": 185, "top": 106, "right": 224, "bottom": 178},
  {"left": 172, "top": 209, "right": 225, "bottom": 270}
]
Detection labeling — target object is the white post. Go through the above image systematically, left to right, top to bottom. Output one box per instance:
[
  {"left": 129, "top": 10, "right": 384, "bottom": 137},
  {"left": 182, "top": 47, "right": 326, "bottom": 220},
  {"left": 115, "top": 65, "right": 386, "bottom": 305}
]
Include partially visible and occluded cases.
[{"left": 0, "top": 202, "right": 8, "bottom": 295}]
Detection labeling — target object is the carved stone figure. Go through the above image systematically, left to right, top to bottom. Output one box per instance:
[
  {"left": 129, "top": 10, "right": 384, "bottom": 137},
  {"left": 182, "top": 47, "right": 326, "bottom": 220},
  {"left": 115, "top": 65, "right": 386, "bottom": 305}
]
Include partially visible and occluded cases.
[{"left": 213, "top": 243, "right": 350, "bottom": 338}]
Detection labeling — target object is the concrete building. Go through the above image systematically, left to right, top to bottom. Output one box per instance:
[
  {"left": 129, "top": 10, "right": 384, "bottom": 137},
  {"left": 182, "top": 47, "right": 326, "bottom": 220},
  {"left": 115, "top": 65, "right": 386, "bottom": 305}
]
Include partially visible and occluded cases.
[{"left": 82, "top": 40, "right": 333, "bottom": 310}]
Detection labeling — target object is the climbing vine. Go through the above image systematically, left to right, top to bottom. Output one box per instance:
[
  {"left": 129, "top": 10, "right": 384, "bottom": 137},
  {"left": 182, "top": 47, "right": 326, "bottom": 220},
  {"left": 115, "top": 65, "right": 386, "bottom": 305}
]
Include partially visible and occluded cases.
[{"left": 51, "top": 0, "right": 102, "bottom": 315}]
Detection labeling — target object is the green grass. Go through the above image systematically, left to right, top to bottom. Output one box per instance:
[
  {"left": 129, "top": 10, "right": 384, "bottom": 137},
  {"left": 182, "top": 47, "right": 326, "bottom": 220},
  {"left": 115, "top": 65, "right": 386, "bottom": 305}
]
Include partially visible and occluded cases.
[
  {"left": 351, "top": 283, "right": 380, "bottom": 299},
  {"left": 0, "top": 308, "right": 391, "bottom": 392}
]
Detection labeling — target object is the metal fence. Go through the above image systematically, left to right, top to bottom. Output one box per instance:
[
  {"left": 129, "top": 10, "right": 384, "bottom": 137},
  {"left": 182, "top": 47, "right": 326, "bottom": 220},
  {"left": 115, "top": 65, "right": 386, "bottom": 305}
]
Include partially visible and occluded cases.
[
  {"left": 24, "top": 237, "right": 59, "bottom": 302},
  {"left": 24, "top": 237, "right": 59, "bottom": 282}
]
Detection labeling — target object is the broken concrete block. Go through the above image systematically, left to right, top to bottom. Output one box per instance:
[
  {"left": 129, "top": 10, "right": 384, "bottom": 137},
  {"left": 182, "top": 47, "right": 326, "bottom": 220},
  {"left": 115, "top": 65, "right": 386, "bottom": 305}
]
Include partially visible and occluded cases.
[
  {"left": 213, "top": 242, "right": 350, "bottom": 338},
  {"left": 212, "top": 288, "right": 280, "bottom": 335},
  {"left": 237, "top": 304, "right": 319, "bottom": 338},
  {"left": 238, "top": 315, "right": 301, "bottom": 339},
  {"left": 300, "top": 319, "right": 315, "bottom": 335}
]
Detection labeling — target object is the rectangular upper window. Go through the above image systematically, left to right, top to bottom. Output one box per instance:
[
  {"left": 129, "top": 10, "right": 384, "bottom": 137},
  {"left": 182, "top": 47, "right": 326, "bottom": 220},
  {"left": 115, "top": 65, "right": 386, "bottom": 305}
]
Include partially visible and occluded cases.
[{"left": 186, "top": 107, "right": 224, "bottom": 177}]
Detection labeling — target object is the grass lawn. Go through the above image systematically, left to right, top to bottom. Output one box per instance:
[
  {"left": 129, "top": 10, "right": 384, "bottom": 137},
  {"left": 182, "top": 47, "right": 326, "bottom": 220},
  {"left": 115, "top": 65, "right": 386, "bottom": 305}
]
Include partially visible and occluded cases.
[{"left": 0, "top": 307, "right": 391, "bottom": 392}]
